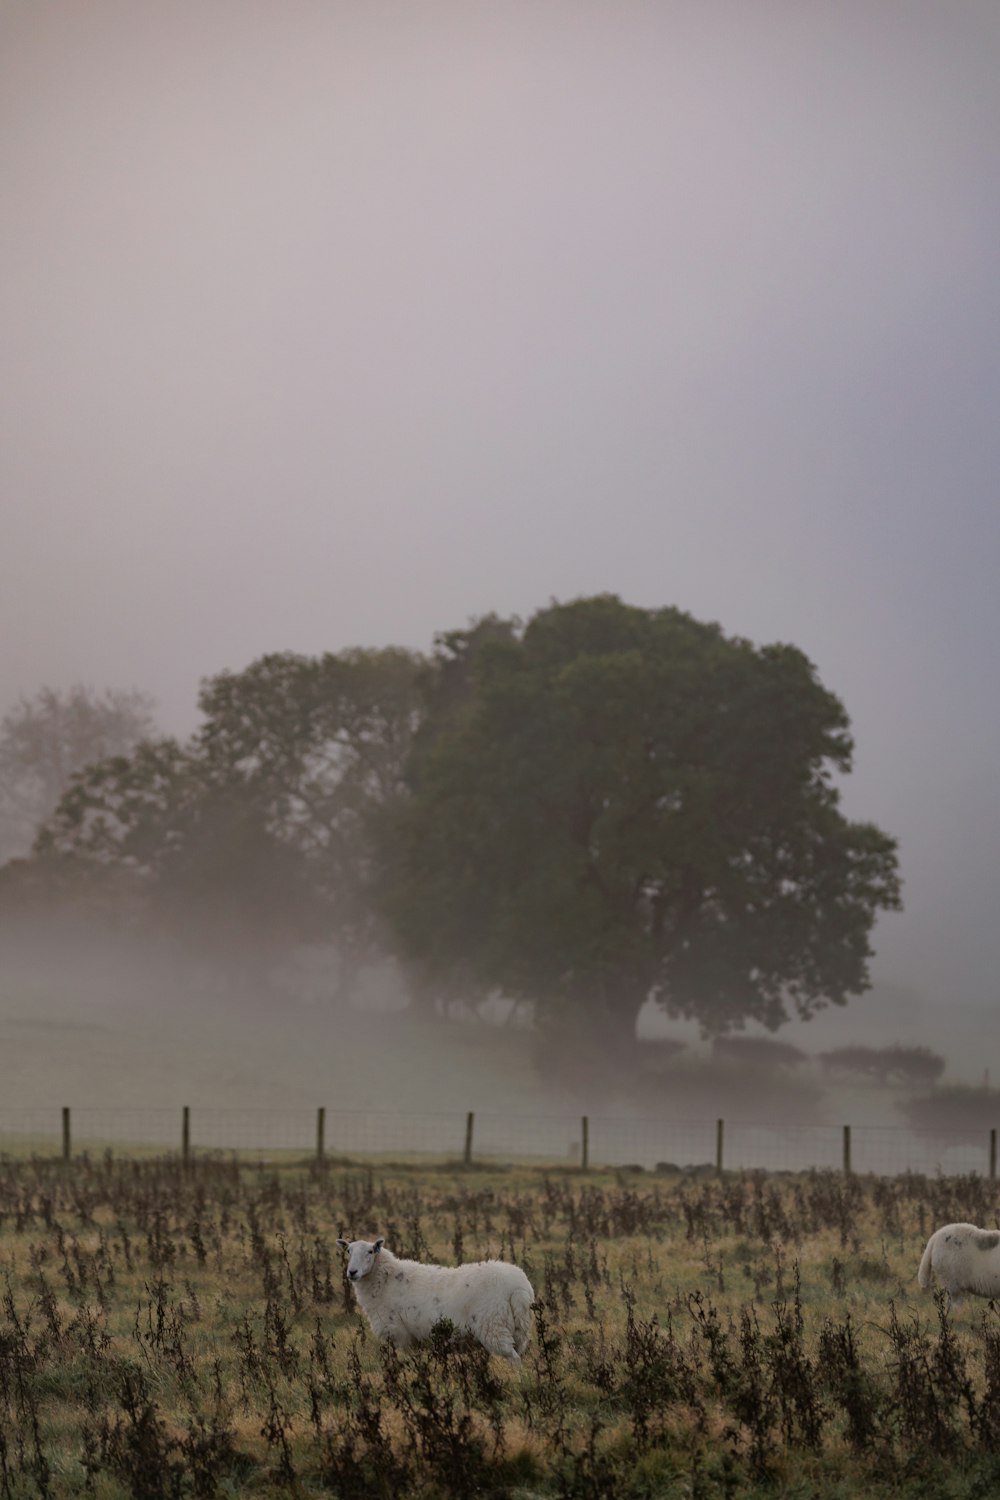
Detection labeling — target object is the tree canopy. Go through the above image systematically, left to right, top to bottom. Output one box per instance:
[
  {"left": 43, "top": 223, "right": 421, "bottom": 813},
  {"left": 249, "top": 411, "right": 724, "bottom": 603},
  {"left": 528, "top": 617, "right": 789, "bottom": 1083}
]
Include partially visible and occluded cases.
[
  {"left": 377, "top": 595, "right": 901, "bottom": 1040},
  {"left": 12, "top": 599, "right": 901, "bottom": 1033},
  {"left": 195, "top": 647, "right": 423, "bottom": 989},
  {"left": 31, "top": 650, "right": 423, "bottom": 997}
]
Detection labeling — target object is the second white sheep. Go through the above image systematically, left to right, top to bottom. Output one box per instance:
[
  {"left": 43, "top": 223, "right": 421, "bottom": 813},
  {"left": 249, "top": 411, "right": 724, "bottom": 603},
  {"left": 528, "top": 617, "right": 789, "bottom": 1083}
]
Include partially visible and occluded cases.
[
  {"left": 918, "top": 1221, "right": 1000, "bottom": 1309},
  {"left": 336, "top": 1237, "right": 535, "bottom": 1361}
]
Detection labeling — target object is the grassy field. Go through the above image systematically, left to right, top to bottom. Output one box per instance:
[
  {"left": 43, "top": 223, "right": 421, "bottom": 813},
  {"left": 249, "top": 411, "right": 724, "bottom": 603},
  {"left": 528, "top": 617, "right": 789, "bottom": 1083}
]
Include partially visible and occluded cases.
[{"left": 2, "top": 1155, "right": 1000, "bottom": 1497}]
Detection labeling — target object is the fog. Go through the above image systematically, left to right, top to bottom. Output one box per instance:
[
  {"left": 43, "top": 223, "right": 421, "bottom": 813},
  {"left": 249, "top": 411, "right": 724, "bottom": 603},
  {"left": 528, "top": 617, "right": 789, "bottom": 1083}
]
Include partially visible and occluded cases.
[
  {"left": 2, "top": 0, "right": 999, "bottom": 1123},
  {"left": 3, "top": 916, "right": 1000, "bottom": 1156}
]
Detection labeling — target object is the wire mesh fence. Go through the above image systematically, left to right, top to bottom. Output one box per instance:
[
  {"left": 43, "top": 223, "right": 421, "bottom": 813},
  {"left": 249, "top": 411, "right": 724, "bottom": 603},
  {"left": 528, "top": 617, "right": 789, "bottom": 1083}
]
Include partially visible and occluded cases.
[
  {"left": 0, "top": 1105, "right": 996, "bottom": 1178},
  {"left": 587, "top": 1115, "right": 722, "bottom": 1171},
  {"left": 845, "top": 1125, "right": 991, "bottom": 1179}
]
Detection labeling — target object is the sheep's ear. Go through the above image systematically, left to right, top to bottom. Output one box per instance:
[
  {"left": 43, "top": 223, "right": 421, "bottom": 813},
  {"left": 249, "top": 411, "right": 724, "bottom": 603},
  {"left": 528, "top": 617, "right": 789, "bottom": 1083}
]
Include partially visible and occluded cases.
[
  {"left": 336, "top": 1238, "right": 348, "bottom": 1251},
  {"left": 373, "top": 1238, "right": 384, "bottom": 1253}
]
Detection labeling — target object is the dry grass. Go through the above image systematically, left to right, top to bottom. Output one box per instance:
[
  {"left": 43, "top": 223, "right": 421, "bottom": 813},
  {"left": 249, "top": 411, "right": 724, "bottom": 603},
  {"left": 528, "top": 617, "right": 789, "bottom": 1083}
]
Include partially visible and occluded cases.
[{"left": 1, "top": 1153, "right": 1000, "bottom": 1496}]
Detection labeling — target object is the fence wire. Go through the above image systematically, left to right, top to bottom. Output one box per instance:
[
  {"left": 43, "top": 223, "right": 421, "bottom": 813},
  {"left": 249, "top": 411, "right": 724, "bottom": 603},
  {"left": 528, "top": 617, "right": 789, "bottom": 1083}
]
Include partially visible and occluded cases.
[{"left": 0, "top": 1107, "right": 994, "bottom": 1179}]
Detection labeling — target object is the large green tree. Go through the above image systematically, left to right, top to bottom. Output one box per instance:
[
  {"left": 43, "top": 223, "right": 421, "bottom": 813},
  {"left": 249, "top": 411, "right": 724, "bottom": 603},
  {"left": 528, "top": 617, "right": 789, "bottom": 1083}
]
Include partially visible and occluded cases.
[{"left": 377, "top": 595, "right": 901, "bottom": 1045}]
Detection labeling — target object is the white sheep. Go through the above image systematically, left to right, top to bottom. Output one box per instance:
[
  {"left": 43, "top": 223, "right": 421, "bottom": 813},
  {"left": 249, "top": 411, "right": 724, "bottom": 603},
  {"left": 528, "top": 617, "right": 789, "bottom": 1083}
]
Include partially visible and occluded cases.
[
  {"left": 917, "top": 1221, "right": 1000, "bottom": 1309},
  {"left": 336, "top": 1237, "right": 534, "bottom": 1362}
]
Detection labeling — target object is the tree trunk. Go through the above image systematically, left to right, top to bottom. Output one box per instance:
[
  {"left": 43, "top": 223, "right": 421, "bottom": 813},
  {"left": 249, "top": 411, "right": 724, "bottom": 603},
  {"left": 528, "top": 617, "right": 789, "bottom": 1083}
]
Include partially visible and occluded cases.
[
  {"left": 402, "top": 967, "right": 447, "bottom": 1022},
  {"left": 559, "top": 983, "right": 647, "bottom": 1094}
]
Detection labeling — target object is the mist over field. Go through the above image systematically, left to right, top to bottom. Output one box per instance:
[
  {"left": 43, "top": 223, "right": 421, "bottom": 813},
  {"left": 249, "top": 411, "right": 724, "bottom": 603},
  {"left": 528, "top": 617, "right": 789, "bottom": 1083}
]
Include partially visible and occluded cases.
[
  {"left": 1, "top": 0, "right": 998, "bottom": 1138},
  {"left": 1, "top": 912, "right": 996, "bottom": 1148}
]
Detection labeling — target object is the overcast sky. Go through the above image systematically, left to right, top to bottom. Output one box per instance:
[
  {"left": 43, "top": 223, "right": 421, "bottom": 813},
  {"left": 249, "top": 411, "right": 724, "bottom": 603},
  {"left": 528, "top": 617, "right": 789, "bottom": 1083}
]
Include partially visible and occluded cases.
[{"left": 2, "top": 0, "right": 998, "bottom": 1011}]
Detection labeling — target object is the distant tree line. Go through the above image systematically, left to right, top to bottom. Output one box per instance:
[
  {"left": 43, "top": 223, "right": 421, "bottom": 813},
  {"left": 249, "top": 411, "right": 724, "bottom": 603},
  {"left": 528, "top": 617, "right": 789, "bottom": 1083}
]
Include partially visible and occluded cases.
[
  {"left": 0, "top": 595, "right": 902, "bottom": 1046},
  {"left": 0, "top": 685, "right": 156, "bottom": 863},
  {"left": 708, "top": 1037, "right": 946, "bottom": 1088},
  {"left": 817, "top": 1043, "right": 945, "bottom": 1087}
]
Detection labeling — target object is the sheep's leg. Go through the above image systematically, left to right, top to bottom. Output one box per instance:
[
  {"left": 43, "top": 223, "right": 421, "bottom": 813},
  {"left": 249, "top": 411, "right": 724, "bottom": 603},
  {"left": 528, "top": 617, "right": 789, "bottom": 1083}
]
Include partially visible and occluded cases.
[
  {"left": 948, "top": 1294, "right": 964, "bottom": 1314},
  {"left": 486, "top": 1338, "right": 521, "bottom": 1363}
]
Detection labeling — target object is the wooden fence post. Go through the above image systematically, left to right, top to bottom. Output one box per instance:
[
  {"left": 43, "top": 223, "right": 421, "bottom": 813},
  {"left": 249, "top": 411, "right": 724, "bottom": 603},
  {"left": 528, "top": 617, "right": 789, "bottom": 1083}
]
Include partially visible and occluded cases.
[
  {"left": 182, "top": 1106, "right": 191, "bottom": 1169},
  {"left": 62, "top": 1107, "right": 71, "bottom": 1163},
  {"left": 316, "top": 1107, "right": 326, "bottom": 1164},
  {"left": 464, "top": 1111, "right": 474, "bottom": 1166},
  {"left": 581, "top": 1116, "right": 589, "bottom": 1171},
  {"left": 716, "top": 1118, "right": 724, "bottom": 1175},
  {"left": 843, "top": 1124, "right": 852, "bottom": 1175},
  {"left": 990, "top": 1127, "right": 997, "bottom": 1182}
]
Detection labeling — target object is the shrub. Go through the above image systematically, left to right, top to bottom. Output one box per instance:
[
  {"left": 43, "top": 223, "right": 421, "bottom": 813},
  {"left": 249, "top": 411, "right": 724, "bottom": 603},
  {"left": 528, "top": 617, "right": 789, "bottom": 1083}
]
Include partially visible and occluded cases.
[
  {"left": 711, "top": 1036, "right": 807, "bottom": 1069},
  {"left": 818, "top": 1043, "right": 946, "bottom": 1087}
]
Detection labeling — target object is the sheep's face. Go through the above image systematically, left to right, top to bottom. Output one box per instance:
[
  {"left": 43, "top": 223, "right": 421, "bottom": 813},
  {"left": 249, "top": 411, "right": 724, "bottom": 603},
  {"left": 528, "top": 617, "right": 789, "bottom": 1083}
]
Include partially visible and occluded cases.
[{"left": 336, "top": 1237, "right": 384, "bottom": 1280}]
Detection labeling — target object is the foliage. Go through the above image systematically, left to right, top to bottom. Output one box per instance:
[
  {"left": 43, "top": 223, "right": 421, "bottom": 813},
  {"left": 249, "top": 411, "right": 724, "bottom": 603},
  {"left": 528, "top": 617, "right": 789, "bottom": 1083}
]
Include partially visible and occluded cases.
[
  {"left": 378, "top": 594, "right": 902, "bottom": 1043},
  {"left": 196, "top": 648, "right": 424, "bottom": 993},
  {"left": 30, "top": 650, "right": 423, "bottom": 997},
  {"left": 0, "top": 683, "right": 157, "bottom": 861},
  {"left": 33, "top": 737, "right": 324, "bottom": 979},
  {"left": 711, "top": 1035, "right": 808, "bottom": 1068},
  {"left": 820, "top": 1044, "right": 947, "bottom": 1087},
  {"left": 0, "top": 1157, "right": 999, "bottom": 1498}
]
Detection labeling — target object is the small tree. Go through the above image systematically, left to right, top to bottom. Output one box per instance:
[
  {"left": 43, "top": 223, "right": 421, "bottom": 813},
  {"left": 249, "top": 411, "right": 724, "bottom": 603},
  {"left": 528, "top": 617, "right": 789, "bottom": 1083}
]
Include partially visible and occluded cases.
[{"left": 35, "top": 738, "right": 327, "bottom": 995}]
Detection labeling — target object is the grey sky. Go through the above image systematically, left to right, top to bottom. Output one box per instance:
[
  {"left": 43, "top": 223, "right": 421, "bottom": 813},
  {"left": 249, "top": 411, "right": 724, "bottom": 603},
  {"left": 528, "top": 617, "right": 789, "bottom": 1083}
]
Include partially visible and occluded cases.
[{"left": 2, "top": 0, "right": 998, "bottom": 1010}]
